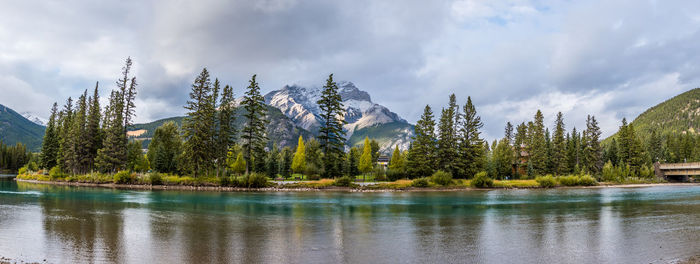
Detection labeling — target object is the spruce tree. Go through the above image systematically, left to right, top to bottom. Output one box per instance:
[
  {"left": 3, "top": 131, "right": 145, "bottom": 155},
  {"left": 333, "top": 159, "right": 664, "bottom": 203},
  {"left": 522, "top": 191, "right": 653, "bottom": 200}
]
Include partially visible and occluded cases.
[
  {"left": 182, "top": 68, "right": 215, "bottom": 176},
  {"left": 240, "top": 74, "right": 269, "bottom": 174},
  {"left": 316, "top": 74, "right": 347, "bottom": 178},
  {"left": 85, "top": 83, "right": 102, "bottom": 171},
  {"left": 218, "top": 84, "right": 237, "bottom": 173},
  {"left": 95, "top": 90, "right": 126, "bottom": 172},
  {"left": 437, "top": 94, "right": 459, "bottom": 175},
  {"left": 57, "top": 97, "right": 73, "bottom": 170},
  {"left": 456, "top": 97, "right": 485, "bottom": 178},
  {"left": 40, "top": 103, "right": 60, "bottom": 169},
  {"left": 406, "top": 105, "right": 436, "bottom": 177},
  {"left": 528, "top": 110, "right": 548, "bottom": 176},
  {"left": 552, "top": 112, "right": 568, "bottom": 175},
  {"left": 582, "top": 115, "right": 603, "bottom": 174},
  {"left": 147, "top": 121, "right": 181, "bottom": 174},
  {"left": 504, "top": 122, "right": 514, "bottom": 146},
  {"left": 513, "top": 122, "right": 528, "bottom": 176},
  {"left": 648, "top": 130, "right": 663, "bottom": 162},
  {"left": 291, "top": 136, "right": 306, "bottom": 174},
  {"left": 266, "top": 144, "right": 280, "bottom": 178},
  {"left": 279, "top": 147, "right": 292, "bottom": 178}
]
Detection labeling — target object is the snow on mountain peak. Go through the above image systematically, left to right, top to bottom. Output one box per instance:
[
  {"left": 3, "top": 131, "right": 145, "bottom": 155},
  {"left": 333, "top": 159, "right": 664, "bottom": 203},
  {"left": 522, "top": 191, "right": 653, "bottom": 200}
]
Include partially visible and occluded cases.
[{"left": 21, "top": 112, "right": 47, "bottom": 126}]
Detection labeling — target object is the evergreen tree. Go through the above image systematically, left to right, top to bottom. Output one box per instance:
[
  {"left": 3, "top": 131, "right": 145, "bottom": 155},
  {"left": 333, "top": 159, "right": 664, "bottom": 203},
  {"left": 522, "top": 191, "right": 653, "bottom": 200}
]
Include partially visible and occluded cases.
[
  {"left": 182, "top": 68, "right": 216, "bottom": 176},
  {"left": 240, "top": 74, "right": 268, "bottom": 173},
  {"left": 316, "top": 74, "right": 346, "bottom": 178},
  {"left": 85, "top": 83, "right": 102, "bottom": 171},
  {"left": 218, "top": 84, "right": 237, "bottom": 173},
  {"left": 69, "top": 90, "right": 89, "bottom": 174},
  {"left": 95, "top": 90, "right": 126, "bottom": 172},
  {"left": 436, "top": 94, "right": 459, "bottom": 175},
  {"left": 57, "top": 97, "right": 73, "bottom": 170},
  {"left": 456, "top": 97, "right": 485, "bottom": 178},
  {"left": 40, "top": 103, "right": 60, "bottom": 169},
  {"left": 406, "top": 105, "right": 437, "bottom": 177},
  {"left": 528, "top": 110, "right": 548, "bottom": 176},
  {"left": 552, "top": 112, "right": 568, "bottom": 175},
  {"left": 582, "top": 115, "right": 603, "bottom": 174},
  {"left": 147, "top": 121, "right": 181, "bottom": 174},
  {"left": 504, "top": 122, "right": 514, "bottom": 146},
  {"left": 513, "top": 122, "right": 528, "bottom": 176},
  {"left": 566, "top": 127, "right": 580, "bottom": 173},
  {"left": 648, "top": 130, "right": 664, "bottom": 162},
  {"left": 291, "top": 136, "right": 306, "bottom": 174},
  {"left": 358, "top": 137, "right": 373, "bottom": 179},
  {"left": 304, "top": 138, "right": 323, "bottom": 176},
  {"left": 491, "top": 138, "right": 513, "bottom": 179},
  {"left": 604, "top": 138, "right": 619, "bottom": 166},
  {"left": 126, "top": 140, "right": 144, "bottom": 171},
  {"left": 266, "top": 144, "right": 280, "bottom": 178},
  {"left": 279, "top": 147, "right": 292, "bottom": 178},
  {"left": 346, "top": 147, "right": 360, "bottom": 177},
  {"left": 229, "top": 152, "right": 246, "bottom": 175}
]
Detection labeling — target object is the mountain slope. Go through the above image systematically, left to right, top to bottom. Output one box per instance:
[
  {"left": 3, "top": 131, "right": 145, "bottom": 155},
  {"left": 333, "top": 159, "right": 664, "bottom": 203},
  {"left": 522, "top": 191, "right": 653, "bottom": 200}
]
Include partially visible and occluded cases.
[
  {"left": 264, "top": 81, "right": 414, "bottom": 152},
  {"left": 606, "top": 88, "right": 700, "bottom": 141},
  {"left": 0, "top": 104, "right": 45, "bottom": 151},
  {"left": 128, "top": 105, "right": 312, "bottom": 149}
]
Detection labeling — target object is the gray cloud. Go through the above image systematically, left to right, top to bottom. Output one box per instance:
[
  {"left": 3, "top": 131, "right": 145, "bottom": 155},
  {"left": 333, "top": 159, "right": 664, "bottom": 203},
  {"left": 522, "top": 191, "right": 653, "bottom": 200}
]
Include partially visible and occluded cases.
[{"left": 0, "top": 0, "right": 699, "bottom": 140}]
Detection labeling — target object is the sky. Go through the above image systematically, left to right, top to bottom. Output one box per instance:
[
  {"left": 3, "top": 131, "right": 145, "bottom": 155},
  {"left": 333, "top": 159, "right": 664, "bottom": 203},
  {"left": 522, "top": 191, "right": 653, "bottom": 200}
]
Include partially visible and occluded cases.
[{"left": 1, "top": 0, "right": 699, "bottom": 140}]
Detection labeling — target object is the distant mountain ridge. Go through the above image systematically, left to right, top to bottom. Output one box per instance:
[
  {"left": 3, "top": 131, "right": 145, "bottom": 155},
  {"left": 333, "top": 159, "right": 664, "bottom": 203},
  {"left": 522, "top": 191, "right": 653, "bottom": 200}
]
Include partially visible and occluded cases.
[
  {"left": 264, "top": 81, "right": 414, "bottom": 152},
  {"left": 0, "top": 104, "right": 45, "bottom": 151}
]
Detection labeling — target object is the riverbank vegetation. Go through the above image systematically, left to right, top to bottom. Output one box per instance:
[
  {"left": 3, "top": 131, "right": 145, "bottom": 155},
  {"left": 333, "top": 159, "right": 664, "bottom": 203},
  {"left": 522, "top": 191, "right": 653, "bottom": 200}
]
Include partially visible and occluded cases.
[{"left": 16, "top": 57, "right": 698, "bottom": 191}]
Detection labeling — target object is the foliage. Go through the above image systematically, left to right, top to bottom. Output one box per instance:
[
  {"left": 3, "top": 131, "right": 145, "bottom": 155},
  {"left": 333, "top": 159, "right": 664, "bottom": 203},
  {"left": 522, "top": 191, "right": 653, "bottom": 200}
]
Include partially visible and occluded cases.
[
  {"left": 182, "top": 68, "right": 217, "bottom": 176},
  {"left": 240, "top": 74, "right": 269, "bottom": 173},
  {"left": 317, "top": 74, "right": 347, "bottom": 178},
  {"left": 437, "top": 94, "right": 459, "bottom": 176},
  {"left": 456, "top": 96, "right": 486, "bottom": 178},
  {"left": 407, "top": 105, "right": 436, "bottom": 178},
  {"left": 147, "top": 121, "right": 182, "bottom": 174},
  {"left": 291, "top": 136, "right": 306, "bottom": 173},
  {"left": 358, "top": 137, "right": 373, "bottom": 174},
  {"left": 0, "top": 141, "right": 32, "bottom": 173},
  {"left": 229, "top": 152, "right": 247, "bottom": 175},
  {"left": 49, "top": 166, "right": 65, "bottom": 179},
  {"left": 386, "top": 169, "right": 405, "bottom": 181},
  {"left": 113, "top": 170, "right": 133, "bottom": 184},
  {"left": 430, "top": 170, "right": 453, "bottom": 186},
  {"left": 471, "top": 171, "right": 494, "bottom": 188},
  {"left": 148, "top": 172, "right": 163, "bottom": 185},
  {"left": 244, "top": 173, "right": 270, "bottom": 188},
  {"left": 333, "top": 175, "right": 354, "bottom": 187},
  {"left": 535, "top": 175, "right": 556, "bottom": 188},
  {"left": 411, "top": 177, "right": 430, "bottom": 187}
]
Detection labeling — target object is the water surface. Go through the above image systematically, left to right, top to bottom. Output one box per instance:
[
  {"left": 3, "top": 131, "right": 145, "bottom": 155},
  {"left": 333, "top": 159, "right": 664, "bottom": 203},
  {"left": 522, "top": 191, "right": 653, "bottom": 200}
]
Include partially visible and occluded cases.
[{"left": 1, "top": 177, "right": 699, "bottom": 263}]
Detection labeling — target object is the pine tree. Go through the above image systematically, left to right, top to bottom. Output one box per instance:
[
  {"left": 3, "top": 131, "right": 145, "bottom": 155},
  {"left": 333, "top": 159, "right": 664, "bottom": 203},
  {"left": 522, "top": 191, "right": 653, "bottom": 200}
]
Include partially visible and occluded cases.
[
  {"left": 182, "top": 68, "right": 215, "bottom": 176},
  {"left": 240, "top": 74, "right": 268, "bottom": 174},
  {"left": 316, "top": 74, "right": 347, "bottom": 178},
  {"left": 85, "top": 82, "right": 102, "bottom": 171},
  {"left": 218, "top": 84, "right": 237, "bottom": 173},
  {"left": 69, "top": 90, "right": 89, "bottom": 174},
  {"left": 95, "top": 90, "right": 126, "bottom": 172},
  {"left": 437, "top": 94, "right": 459, "bottom": 175},
  {"left": 57, "top": 97, "right": 73, "bottom": 170},
  {"left": 456, "top": 97, "right": 485, "bottom": 178},
  {"left": 40, "top": 103, "right": 60, "bottom": 169},
  {"left": 406, "top": 105, "right": 436, "bottom": 177},
  {"left": 528, "top": 110, "right": 548, "bottom": 176},
  {"left": 552, "top": 112, "right": 568, "bottom": 175},
  {"left": 582, "top": 115, "right": 603, "bottom": 174},
  {"left": 147, "top": 121, "right": 181, "bottom": 174},
  {"left": 504, "top": 122, "right": 514, "bottom": 146},
  {"left": 513, "top": 122, "right": 528, "bottom": 176},
  {"left": 648, "top": 130, "right": 663, "bottom": 162},
  {"left": 291, "top": 136, "right": 306, "bottom": 174},
  {"left": 358, "top": 137, "right": 373, "bottom": 180},
  {"left": 304, "top": 138, "right": 323, "bottom": 176},
  {"left": 491, "top": 138, "right": 513, "bottom": 179},
  {"left": 266, "top": 144, "right": 280, "bottom": 178},
  {"left": 279, "top": 147, "right": 292, "bottom": 178},
  {"left": 346, "top": 147, "right": 360, "bottom": 177}
]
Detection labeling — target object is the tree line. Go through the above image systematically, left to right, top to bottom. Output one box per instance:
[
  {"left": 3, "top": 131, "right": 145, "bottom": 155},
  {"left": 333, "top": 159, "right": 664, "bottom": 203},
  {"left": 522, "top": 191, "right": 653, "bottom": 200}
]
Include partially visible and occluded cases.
[{"left": 0, "top": 142, "right": 32, "bottom": 173}]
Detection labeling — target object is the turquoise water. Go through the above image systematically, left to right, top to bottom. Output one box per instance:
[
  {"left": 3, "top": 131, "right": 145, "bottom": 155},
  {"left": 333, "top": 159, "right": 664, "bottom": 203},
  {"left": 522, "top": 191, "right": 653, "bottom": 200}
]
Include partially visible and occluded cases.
[{"left": 1, "top": 176, "right": 699, "bottom": 263}]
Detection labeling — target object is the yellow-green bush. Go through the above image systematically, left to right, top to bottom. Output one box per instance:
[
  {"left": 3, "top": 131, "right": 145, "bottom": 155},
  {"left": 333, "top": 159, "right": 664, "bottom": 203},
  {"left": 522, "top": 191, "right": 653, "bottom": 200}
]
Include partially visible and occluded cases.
[
  {"left": 430, "top": 170, "right": 453, "bottom": 186},
  {"left": 113, "top": 171, "right": 133, "bottom": 184},
  {"left": 471, "top": 171, "right": 494, "bottom": 188},
  {"left": 535, "top": 175, "right": 556, "bottom": 188},
  {"left": 333, "top": 176, "right": 354, "bottom": 187},
  {"left": 411, "top": 177, "right": 430, "bottom": 187}
]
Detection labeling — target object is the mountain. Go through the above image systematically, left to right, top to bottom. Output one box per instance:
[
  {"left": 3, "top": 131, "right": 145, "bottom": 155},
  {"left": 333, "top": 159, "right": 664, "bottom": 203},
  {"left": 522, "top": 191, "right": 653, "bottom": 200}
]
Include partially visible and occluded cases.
[
  {"left": 264, "top": 81, "right": 414, "bottom": 152},
  {"left": 606, "top": 88, "right": 700, "bottom": 141},
  {"left": 0, "top": 104, "right": 45, "bottom": 151},
  {"left": 128, "top": 105, "right": 312, "bottom": 149},
  {"left": 20, "top": 112, "right": 48, "bottom": 126}
]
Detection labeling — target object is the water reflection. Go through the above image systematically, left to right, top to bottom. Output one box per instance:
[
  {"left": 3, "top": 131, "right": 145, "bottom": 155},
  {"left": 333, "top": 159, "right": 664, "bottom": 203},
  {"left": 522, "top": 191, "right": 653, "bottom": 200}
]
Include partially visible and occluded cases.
[{"left": 1, "top": 179, "right": 699, "bottom": 263}]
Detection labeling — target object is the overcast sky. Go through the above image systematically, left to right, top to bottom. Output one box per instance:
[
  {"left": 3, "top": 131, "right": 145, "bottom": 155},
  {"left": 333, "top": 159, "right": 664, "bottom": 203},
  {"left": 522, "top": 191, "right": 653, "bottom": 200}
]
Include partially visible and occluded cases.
[{"left": 1, "top": 0, "right": 699, "bottom": 140}]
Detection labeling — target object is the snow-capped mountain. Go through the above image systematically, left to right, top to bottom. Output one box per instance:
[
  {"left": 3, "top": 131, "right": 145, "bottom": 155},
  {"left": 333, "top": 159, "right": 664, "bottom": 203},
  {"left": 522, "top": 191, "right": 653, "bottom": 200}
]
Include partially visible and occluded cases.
[
  {"left": 264, "top": 81, "right": 414, "bottom": 152},
  {"left": 21, "top": 112, "right": 47, "bottom": 126}
]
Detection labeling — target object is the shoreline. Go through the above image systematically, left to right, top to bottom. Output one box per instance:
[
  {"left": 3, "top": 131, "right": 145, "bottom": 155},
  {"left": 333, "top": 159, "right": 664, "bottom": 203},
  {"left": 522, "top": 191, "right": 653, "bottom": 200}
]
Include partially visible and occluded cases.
[{"left": 13, "top": 178, "right": 700, "bottom": 193}]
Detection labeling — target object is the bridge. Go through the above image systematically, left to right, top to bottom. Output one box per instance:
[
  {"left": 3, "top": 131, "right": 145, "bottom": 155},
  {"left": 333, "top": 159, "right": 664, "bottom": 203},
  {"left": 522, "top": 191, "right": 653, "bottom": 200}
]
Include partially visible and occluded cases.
[{"left": 654, "top": 162, "right": 700, "bottom": 182}]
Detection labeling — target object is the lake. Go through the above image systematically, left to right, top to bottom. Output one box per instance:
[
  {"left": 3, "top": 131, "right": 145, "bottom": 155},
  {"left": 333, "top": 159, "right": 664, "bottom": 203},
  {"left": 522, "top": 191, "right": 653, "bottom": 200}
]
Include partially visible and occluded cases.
[{"left": 1, "top": 176, "right": 699, "bottom": 263}]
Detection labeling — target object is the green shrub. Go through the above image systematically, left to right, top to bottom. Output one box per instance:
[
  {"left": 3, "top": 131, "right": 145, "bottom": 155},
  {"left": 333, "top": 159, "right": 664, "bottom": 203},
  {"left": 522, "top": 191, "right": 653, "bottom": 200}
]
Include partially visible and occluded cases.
[
  {"left": 18, "top": 166, "right": 28, "bottom": 175},
  {"left": 49, "top": 166, "right": 64, "bottom": 180},
  {"left": 386, "top": 169, "right": 405, "bottom": 181},
  {"left": 430, "top": 170, "right": 453, "bottom": 186},
  {"left": 113, "top": 171, "right": 133, "bottom": 184},
  {"left": 471, "top": 171, "right": 494, "bottom": 188},
  {"left": 148, "top": 172, "right": 163, "bottom": 185},
  {"left": 245, "top": 173, "right": 270, "bottom": 188},
  {"left": 307, "top": 174, "right": 320, "bottom": 181},
  {"left": 536, "top": 175, "right": 556, "bottom": 188},
  {"left": 557, "top": 175, "right": 579, "bottom": 186},
  {"left": 577, "top": 175, "right": 598, "bottom": 186},
  {"left": 333, "top": 176, "right": 354, "bottom": 187},
  {"left": 411, "top": 177, "right": 430, "bottom": 187}
]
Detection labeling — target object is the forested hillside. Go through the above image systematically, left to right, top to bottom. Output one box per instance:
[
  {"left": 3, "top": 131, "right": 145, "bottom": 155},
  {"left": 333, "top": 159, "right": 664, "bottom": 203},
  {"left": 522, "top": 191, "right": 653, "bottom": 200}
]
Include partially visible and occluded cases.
[{"left": 0, "top": 104, "right": 45, "bottom": 151}]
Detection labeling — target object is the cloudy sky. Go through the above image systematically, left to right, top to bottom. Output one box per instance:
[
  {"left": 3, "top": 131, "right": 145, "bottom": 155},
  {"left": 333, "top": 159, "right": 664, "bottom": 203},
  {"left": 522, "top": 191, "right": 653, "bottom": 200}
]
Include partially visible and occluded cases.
[{"left": 1, "top": 0, "right": 699, "bottom": 140}]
